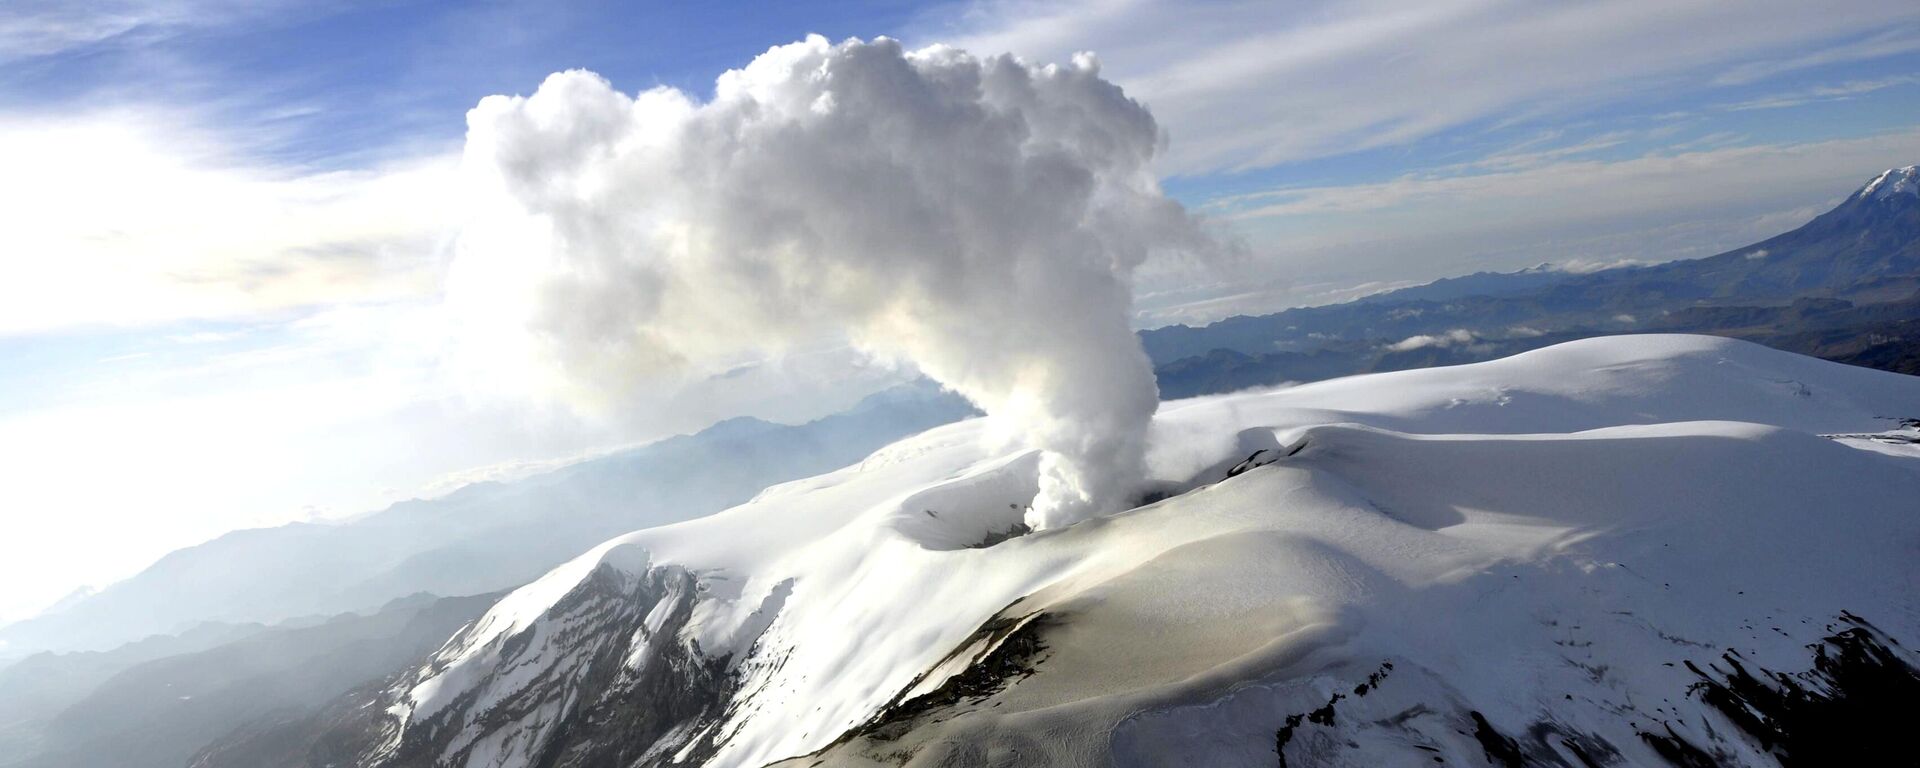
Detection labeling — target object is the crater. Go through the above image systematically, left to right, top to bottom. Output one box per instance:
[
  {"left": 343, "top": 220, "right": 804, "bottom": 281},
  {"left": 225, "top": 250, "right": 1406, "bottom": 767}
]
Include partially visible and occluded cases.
[
  {"left": 890, "top": 426, "right": 1315, "bottom": 550},
  {"left": 887, "top": 451, "right": 1040, "bottom": 551}
]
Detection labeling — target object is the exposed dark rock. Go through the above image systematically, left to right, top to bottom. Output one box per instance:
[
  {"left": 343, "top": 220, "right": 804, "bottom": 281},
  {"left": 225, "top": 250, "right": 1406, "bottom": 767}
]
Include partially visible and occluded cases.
[
  {"left": 1227, "top": 449, "right": 1274, "bottom": 478},
  {"left": 973, "top": 520, "right": 1034, "bottom": 548},
  {"left": 193, "top": 564, "right": 749, "bottom": 768},
  {"left": 796, "top": 605, "right": 1056, "bottom": 765},
  {"left": 868, "top": 612, "right": 1051, "bottom": 739},
  {"left": 1680, "top": 612, "right": 1920, "bottom": 766},
  {"left": 1275, "top": 662, "right": 1392, "bottom": 768},
  {"left": 1470, "top": 710, "right": 1525, "bottom": 768},
  {"left": 1534, "top": 722, "right": 1621, "bottom": 768},
  {"left": 1637, "top": 724, "right": 1724, "bottom": 768}
]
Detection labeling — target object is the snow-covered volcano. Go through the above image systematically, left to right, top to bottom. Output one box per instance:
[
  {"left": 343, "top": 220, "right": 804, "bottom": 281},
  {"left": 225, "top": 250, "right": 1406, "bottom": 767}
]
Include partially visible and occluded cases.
[{"left": 222, "top": 335, "right": 1920, "bottom": 768}]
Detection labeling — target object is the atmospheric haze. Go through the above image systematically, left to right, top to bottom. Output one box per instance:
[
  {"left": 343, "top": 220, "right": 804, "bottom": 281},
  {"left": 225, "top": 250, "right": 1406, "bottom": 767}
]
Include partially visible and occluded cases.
[{"left": 448, "top": 35, "right": 1221, "bottom": 528}]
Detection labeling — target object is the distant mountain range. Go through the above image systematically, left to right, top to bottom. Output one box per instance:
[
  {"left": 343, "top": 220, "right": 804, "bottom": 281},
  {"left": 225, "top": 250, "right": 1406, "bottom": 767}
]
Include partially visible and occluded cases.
[
  {"left": 1146, "top": 164, "right": 1920, "bottom": 397},
  {"left": 2, "top": 165, "right": 1917, "bottom": 768},
  {"left": 0, "top": 384, "right": 974, "bottom": 657},
  {"left": 2, "top": 592, "right": 497, "bottom": 768}
]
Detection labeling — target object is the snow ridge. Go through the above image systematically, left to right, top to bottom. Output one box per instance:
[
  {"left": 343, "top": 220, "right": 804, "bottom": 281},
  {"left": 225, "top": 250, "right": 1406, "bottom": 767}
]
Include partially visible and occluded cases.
[
  {"left": 1857, "top": 164, "right": 1919, "bottom": 201},
  {"left": 356, "top": 335, "right": 1920, "bottom": 768}
]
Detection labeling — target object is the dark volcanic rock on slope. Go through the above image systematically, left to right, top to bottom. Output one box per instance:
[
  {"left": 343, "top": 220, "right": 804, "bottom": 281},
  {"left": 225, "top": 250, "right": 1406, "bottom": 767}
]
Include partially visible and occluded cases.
[
  {"left": 194, "top": 565, "right": 757, "bottom": 768},
  {"left": 1672, "top": 613, "right": 1920, "bottom": 767},
  {"left": 1237, "top": 617, "right": 1920, "bottom": 768}
]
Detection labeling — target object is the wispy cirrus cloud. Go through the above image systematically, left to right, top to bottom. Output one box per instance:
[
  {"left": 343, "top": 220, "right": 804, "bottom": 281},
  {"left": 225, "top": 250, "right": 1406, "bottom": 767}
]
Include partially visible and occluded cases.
[
  {"left": 0, "top": 0, "right": 308, "bottom": 64},
  {"left": 929, "top": 0, "right": 1920, "bottom": 175},
  {"left": 1711, "top": 26, "right": 1920, "bottom": 85},
  {"left": 1720, "top": 73, "right": 1920, "bottom": 111},
  {"left": 1170, "top": 128, "right": 1920, "bottom": 317},
  {"left": 1214, "top": 129, "right": 1920, "bottom": 222}
]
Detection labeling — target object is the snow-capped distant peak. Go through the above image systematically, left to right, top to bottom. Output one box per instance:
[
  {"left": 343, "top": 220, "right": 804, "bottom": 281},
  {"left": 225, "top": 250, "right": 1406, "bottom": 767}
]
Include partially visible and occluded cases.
[
  {"left": 1857, "top": 164, "right": 1919, "bottom": 201},
  {"left": 38, "top": 585, "right": 98, "bottom": 616}
]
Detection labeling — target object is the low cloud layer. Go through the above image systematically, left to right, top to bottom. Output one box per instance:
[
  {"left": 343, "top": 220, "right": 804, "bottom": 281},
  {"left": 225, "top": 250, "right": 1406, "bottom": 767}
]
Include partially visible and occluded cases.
[
  {"left": 449, "top": 36, "right": 1217, "bottom": 528},
  {"left": 1385, "top": 329, "right": 1477, "bottom": 352}
]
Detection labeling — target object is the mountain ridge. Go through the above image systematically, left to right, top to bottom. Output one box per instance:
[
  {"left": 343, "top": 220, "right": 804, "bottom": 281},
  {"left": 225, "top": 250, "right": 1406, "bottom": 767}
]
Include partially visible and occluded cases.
[
  {"left": 1144, "top": 164, "right": 1920, "bottom": 394},
  {"left": 192, "top": 334, "right": 1920, "bottom": 767},
  {"left": 0, "top": 385, "right": 975, "bottom": 656}
]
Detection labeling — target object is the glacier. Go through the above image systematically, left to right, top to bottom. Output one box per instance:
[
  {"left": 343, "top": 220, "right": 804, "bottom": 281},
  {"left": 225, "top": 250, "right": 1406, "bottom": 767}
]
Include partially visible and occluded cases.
[{"left": 261, "top": 334, "right": 1920, "bottom": 768}]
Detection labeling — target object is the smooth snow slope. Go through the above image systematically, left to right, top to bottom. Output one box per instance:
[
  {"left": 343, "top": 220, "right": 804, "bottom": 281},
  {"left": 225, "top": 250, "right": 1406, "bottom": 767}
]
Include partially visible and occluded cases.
[{"left": 374, "top": 335, "right": 1920, "bottom": 767}]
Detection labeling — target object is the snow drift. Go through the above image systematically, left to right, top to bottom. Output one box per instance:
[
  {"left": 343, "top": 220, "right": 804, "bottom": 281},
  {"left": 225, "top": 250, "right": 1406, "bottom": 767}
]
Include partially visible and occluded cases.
[
  {"left": 448, "top": 36, "right": 1218, "bottom": 528},
  {"left": 277, "top": 335, "right": 1920, "bottom": 768}
]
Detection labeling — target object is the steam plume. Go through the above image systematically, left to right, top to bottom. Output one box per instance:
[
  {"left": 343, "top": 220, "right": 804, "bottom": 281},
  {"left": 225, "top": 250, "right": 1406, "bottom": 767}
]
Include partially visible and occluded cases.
[{"left": 450, "top": 36, "right": 1215, "bottom": 529}]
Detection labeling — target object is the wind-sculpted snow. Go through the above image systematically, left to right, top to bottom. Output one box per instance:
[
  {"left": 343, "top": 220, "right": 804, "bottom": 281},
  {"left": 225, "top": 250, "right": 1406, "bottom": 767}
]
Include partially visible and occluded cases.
[{"left": 262, "top": 335, "right": 1920, "bottom": 768}]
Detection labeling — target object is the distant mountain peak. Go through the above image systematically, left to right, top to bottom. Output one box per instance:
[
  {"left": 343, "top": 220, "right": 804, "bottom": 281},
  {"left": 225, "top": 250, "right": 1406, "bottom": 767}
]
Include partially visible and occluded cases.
[
  {"left": 1857, "top": 164, "right": 1919, "bottom": 202},
  {"left": 38, "top": 585, "right": 98, "bottom": 616}
]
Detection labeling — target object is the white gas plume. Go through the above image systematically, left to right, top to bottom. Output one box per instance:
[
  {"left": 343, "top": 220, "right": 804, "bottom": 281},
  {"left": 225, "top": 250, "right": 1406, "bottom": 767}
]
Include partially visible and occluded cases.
[{"left": 449, "top": 36, "right": 1218, "bottom": 529}]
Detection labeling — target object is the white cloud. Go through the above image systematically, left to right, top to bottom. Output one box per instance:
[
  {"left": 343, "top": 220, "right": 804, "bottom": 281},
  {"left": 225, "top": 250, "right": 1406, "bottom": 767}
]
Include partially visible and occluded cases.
[
  {"left": 4, "top": 0, "right": 1918, "bottom": 623},
  {"left": 932, "top": 0, "right": 1920, "bottom": 175},
  {"left": 1712, "top": 27, "right": 1920, "bottom": 85},
  {"left": 449, "top": 38, "right": 1222, "bottom": 528},
  {"left": 1720, "top": 73, "right": 1920, "bottom": 111},
  {"left": 0, "top": 111, "right": 458, "bottom": 335},
  {"left": 1220, "top": 130, "right": 1920, "bottom": 225},
  {"left": 1446, "top": 131, "right": 1637, "bottom": 174},
  {"left": 0, "top": 301, "right": 915, "bottom": 625},
  {"left": 0, "top": 314, "right": 443, "bottom": 622},
  {"left": 1385, "top": 328, "right": 1475, "bottom": 352}
]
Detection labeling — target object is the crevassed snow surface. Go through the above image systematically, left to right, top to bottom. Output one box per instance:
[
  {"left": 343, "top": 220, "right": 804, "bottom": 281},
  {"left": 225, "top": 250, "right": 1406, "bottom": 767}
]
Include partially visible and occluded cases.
[{"left": 390, "top": 335, "right": 1920, "bottom": 767}]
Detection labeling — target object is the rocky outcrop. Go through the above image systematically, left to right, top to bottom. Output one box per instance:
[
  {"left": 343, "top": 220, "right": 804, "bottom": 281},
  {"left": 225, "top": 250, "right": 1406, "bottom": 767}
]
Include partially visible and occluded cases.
[{"left": 194, "top": 565, "right": 744, "bottom": 768}]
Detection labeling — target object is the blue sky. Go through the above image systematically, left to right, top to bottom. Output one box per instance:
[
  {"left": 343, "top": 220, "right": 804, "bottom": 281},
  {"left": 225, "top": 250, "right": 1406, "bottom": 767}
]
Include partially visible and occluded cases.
[
  {"left": 2, "top": 0, "right": 1919, "bottom": 624},
  {"left": 15, "top": 2, "right": 1920, "bottom": 201}
]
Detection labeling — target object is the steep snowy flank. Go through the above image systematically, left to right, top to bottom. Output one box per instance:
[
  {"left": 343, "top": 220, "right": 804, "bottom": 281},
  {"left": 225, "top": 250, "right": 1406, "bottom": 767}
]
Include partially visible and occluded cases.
[
  {"left": 1858, "top": 164, "right": 1919, "bottom": 201},
  {"left": 286, "top": 335, "right": 1919, "bottom": 768}
]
